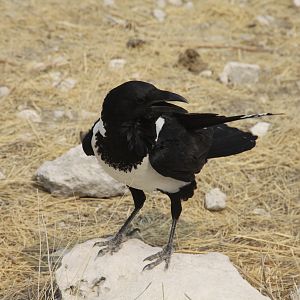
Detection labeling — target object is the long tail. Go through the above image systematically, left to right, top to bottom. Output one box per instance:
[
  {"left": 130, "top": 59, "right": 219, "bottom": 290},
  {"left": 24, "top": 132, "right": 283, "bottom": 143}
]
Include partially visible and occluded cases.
[
  {"left": 176, "top": 112, "right": 281, "bottom": 130},
  {"left": 206, "top": 124, "right": 257, "bottom": 159}
]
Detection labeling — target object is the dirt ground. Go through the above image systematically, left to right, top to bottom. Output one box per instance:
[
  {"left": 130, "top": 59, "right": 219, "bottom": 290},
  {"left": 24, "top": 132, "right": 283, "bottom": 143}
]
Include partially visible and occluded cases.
[{"left": 0, "top": 0, "right": 299, "bottom": 299}]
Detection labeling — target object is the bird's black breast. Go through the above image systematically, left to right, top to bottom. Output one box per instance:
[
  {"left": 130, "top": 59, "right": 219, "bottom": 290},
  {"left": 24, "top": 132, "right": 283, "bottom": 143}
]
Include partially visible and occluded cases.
[
  {"left": 149, "top": 116, "right": 214, "bottom": 182},
  {"left": 94, "top": 118, "right": 157, "bottom": 172}
]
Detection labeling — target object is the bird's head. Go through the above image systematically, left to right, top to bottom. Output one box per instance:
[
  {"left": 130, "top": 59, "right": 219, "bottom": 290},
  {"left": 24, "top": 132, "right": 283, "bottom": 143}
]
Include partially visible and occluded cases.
[{"left": 101, "top": 81, "right": 187, "bottom": 124}]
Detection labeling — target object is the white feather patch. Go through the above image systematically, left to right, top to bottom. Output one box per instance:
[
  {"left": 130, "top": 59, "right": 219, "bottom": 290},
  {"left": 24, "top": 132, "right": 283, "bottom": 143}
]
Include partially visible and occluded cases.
[{"left": 155, "top": 117, "right": 165, "bottom": 141}]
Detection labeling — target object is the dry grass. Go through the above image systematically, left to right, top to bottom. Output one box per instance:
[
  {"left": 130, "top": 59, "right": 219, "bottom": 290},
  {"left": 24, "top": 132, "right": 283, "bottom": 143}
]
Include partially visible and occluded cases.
[{"left": 0, "top": 0, "right": 299, "bottom": 299}]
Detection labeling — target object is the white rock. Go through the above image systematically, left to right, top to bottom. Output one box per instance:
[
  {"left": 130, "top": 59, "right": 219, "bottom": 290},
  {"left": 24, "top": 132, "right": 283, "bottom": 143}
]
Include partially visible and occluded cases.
[
  {"left": 103, "top": 0, "right": 115, "bottom": 6},
  {"left": 157, "top": 0, "right": 166, "bottom": 8},
  {"left": 168, "top": 0, "right": 183, "bottom": 6},
  {"left": 294, "top": 0, "right": 300, "bottom": 7},
  {"left": 185, "top": 1, "right": 194, "bottom": 9},
  {"left": 153, "top": 8, "right": 166, "bottom": 22},
  {"left": 105, "top": 15, "right": 126, "bottom": 26},
  {"left": 256, "top": 15, "right": 274, "bottom": 26},
  {"left": 51, "top": 55, "right": 69, "bottom": 66},
  {"left": 109, "top": 58, "right": 126, "bottom": 70},
  {"left": 29, "top": 61, "right": 48, "bottom": 71},
  {"left": 219, "top": 62, "right": 260, "bottom": 85},
  {"left": 200, "top": 69, "right": 213, "bottom": 77},
  {"left": 50, "top": 71, "right": 62, "bottom": 86},
  {"left": 56, "top": 78, "right": 77, "bottom": 92},
  {"left": 0, "top": 86, "right": 10, "bottom": 97},
  {"left": 17, "top": 109, "right": 42, "bottom": 123},
  {"left": 250, "top": 122, "right": 270, "bottom": 137},
  {"left": 35, "top": 145, "right": 126, "bottom": 197},
  {"left": 0, "top": 171, "right": 6, "bottom": 180},
  {"left": 205, "top": 188, "right": 227, "bottom": 211},
  {"left": 252, "top": 208, "right": 271, "bottom": 217},
  {"left": 56, "top": 238, "right": 270, "bottom": 300}
]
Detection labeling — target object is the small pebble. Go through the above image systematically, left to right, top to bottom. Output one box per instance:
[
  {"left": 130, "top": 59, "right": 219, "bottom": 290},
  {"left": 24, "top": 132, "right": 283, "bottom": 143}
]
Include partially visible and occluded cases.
[
  {"left": 103, "top": 0, "right": 115, "bottom": 6},
  {"left": 168, "top": 0, "right": 183, "bottom": 6},
  {"left": 184, "top": 1, "right": 194, "bottom": 9},
  {"left": 153, "top": 8, "right": 166, "bottom": 22},
  {"left": 256, "top": 15, "right": 274, "bottom": 26},
  {"left": 109, "top": 58, "right": 126, "bottom": 70},
  {"left": 200, "top": 70, "right": 213, "bottom": 77},
  {"left": 56, "top": 78, "right": 77, "bottom": 92},
  {"left": 0, "top": 86, "right": 10, "bottom": 97},
  {"left": 17, "top": 109, "right": 42, "bottom": 123},
  {"left": 250, "top": 122, "right": 270, "bottom": 137},
  {"left": 0, "top": 171, "right": 6, "bottom": 180},
  {"left": 205, "top": 188, "right": 227, "bottom": 211},
  {"left": 252, "top": 208, "right": 271, "bottom": 217}
]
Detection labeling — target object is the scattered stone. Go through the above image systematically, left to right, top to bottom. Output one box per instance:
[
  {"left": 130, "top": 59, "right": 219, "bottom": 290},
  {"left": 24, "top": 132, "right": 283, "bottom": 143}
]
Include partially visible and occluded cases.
[
  {"left": 103, "top": 0, "right": 115, "bottom": 7},
  {"left": 157, "top": 0, "right": 166, "bottom": 8},
  {"left": 168, "top": 0, "right": 183, "bottom": 6},
  {"left": 294, "top": 0, "right": 300, "bottom": 7},
  {"left": 184, "top": 1, "right": 194, "bottom": 9},
  {"left": 153, "top": 8, "right": 166, "bottom": 22},
  {"left": 256, "top": 15, "right": 275, "bottom": 26},
  {"left": 126, "top": 38, "right": 146, "bottom": 49},
  {"left": 178, "top": 49, "right": 208, "bottom": 74},
  {"left": 109, "top": 58, "right": 126, "bottom": 70},
  {"left": 219, "top": 62, "right": 260, "bottom": 85},
  {"left": 200, "top": 69, "right": 213, "bottom": 78},
  {"left": 50, "top": 71, "right": 62, "bottom": 86},
  {"left": 55, "top": 78, "right": 77, "bottom": 92},
  {"left": 0, "top": 86, "right": 10, "bottom": 97},
  {"left": 17, "top": 109, "right": 42, "bottom": 123},
  {"left": 79, "top": 110, "right": 98, "bottom": 120},
  {"left": 250, "top": 122, "right": 270, "bottom": 137},
  {"left": 35, "top": 145, "right": 126, "bottom": 197},
  {"left": 0, "top": 170, "right": 6, "bottom": 180},
  {"left": 205, "top": 188, "right": 227, "bottom": 211},
  {"left": 252, "top": 208, "right": 271, "bottom": 217},
  {"left": 56, "top": 239, "right": 270, "bottom": 300}
]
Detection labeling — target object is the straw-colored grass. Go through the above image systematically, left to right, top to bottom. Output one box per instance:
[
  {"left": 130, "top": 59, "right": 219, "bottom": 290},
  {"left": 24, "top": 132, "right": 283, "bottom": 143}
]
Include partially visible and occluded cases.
[{"left": 0, "top": 0, "right": 299, "bottom": 299}]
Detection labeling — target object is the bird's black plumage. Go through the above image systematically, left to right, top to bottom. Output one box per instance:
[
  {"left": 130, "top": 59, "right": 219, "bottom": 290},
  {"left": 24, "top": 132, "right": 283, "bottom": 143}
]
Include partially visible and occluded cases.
[{"left": 82, "top": 80, "right": 276, "bottom": 270}]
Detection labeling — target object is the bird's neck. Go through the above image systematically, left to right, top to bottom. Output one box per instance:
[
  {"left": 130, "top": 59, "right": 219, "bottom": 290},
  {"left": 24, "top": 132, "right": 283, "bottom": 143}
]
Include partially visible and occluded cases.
[{"left": 94, "top": 118, "right": 156, "bottom": 172}]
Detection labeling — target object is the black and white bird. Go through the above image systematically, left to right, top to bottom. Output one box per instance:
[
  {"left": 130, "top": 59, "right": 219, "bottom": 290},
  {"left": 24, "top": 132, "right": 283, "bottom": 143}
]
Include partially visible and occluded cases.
[{"left": 82, "top": 80, "right": 276, "bottom": 270}]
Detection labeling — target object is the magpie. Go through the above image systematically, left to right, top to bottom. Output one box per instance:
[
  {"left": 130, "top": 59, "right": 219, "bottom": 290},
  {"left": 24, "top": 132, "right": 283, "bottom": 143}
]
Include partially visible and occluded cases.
[{"left": 82, "top": 80, "right": 276, "bottom": 271}]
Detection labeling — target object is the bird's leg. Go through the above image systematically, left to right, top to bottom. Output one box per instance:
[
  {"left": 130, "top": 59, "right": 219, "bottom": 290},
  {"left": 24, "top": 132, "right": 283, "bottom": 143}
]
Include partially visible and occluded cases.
[
  {"left": 94, "top": 188, "right": 146, "bottom": 257},
  {"left": 143, "top": 197, "right": 181, "bottom": 271}
]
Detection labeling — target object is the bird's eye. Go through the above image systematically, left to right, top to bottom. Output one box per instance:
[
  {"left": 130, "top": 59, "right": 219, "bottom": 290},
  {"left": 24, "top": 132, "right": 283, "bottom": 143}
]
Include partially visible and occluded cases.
[{"left": 136, "top": 98, "right": 145, "bottom": 104}]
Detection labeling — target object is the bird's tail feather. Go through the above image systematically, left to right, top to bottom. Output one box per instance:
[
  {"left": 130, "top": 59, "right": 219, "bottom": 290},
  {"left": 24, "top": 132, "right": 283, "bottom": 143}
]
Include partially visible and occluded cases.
[
  {"left": 176, "top": 112, "right": 281, "bottom": 130},
  {"left": 206, "top": 124, "right": 257, "bottom": 159}
]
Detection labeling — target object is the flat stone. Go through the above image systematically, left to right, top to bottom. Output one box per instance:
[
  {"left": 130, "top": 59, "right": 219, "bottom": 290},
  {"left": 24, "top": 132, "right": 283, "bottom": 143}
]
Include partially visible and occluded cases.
[
  {"left": 168, "top": 0, "right": 183, "bottom": 6},
  {"left": 153, "top": 8, "right": 166, "bottom": 22},
  {"left": 109, "top": 58, "right": 126, "bottom": 70},
  {"left": 219, "top": 62, "right": 260, "bottom": 85},
  {"left": 0, "top": 86, "right": 10, "bottom": 97},
  {"left": 17, "top": 109, "right": 42, "bottom": 123},
  {"left": 250, "top": 122, "right": 270, "bottom": 137},
  {"left": 35, "top": 145, "right": 126, "bottom": 197},
  {"left": 0, "top": 170, "right": 6, "bottom": 180},
  {"left": 205, "top": 188, "right": 227, "bottom": 211},
  {"left": 56, "top": 238, "right": 270, "bottom": 300}
]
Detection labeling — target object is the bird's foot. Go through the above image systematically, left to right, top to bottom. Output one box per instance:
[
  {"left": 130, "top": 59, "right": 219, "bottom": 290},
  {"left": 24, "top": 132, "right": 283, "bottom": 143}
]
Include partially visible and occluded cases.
[
  {"left": 94, "top": 227, "right": 140, "bottom": 258},
  {"left": 143, "top": 244, "right": 174, "bottom": 271}
]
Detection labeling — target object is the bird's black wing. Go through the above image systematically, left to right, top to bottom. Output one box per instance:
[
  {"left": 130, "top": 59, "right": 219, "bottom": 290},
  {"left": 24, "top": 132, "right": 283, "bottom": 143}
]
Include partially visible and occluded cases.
[{"left": 149, "top": 116, "right": 213, "bottom": 182}]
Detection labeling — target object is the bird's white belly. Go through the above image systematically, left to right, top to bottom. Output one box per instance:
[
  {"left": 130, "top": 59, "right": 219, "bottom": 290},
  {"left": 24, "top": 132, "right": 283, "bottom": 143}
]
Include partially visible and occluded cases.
[
  {"left": 91, "top": 118, "right": 189, "bottom": 193},
  {"left": 94, "top": 153, "right": 188, "bottom": 193}
]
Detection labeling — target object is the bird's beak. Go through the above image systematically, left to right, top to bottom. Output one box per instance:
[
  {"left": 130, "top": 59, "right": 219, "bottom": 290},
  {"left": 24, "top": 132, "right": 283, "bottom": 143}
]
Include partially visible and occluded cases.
[{"left": 148, "top": 89, "right": 188, "bottom": 114}]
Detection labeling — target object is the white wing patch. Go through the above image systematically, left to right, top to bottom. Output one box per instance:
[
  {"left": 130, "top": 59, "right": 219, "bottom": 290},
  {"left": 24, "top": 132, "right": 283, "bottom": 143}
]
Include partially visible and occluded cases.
[
  {"left": 155, "top": 117, "right": 165, "bottom": 142},
  {"left": 96, "top": 119, "right": 106, "bottom": 136}
]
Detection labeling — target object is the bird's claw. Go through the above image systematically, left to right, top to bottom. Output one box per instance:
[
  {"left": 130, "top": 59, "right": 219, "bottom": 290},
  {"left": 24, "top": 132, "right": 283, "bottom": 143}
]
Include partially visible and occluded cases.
[
  {"left": 94, "top": 235, "right": 123, "bottom": 258},
  {"left": 143, "top": 245, "right": 173, "bottom": 271}
]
